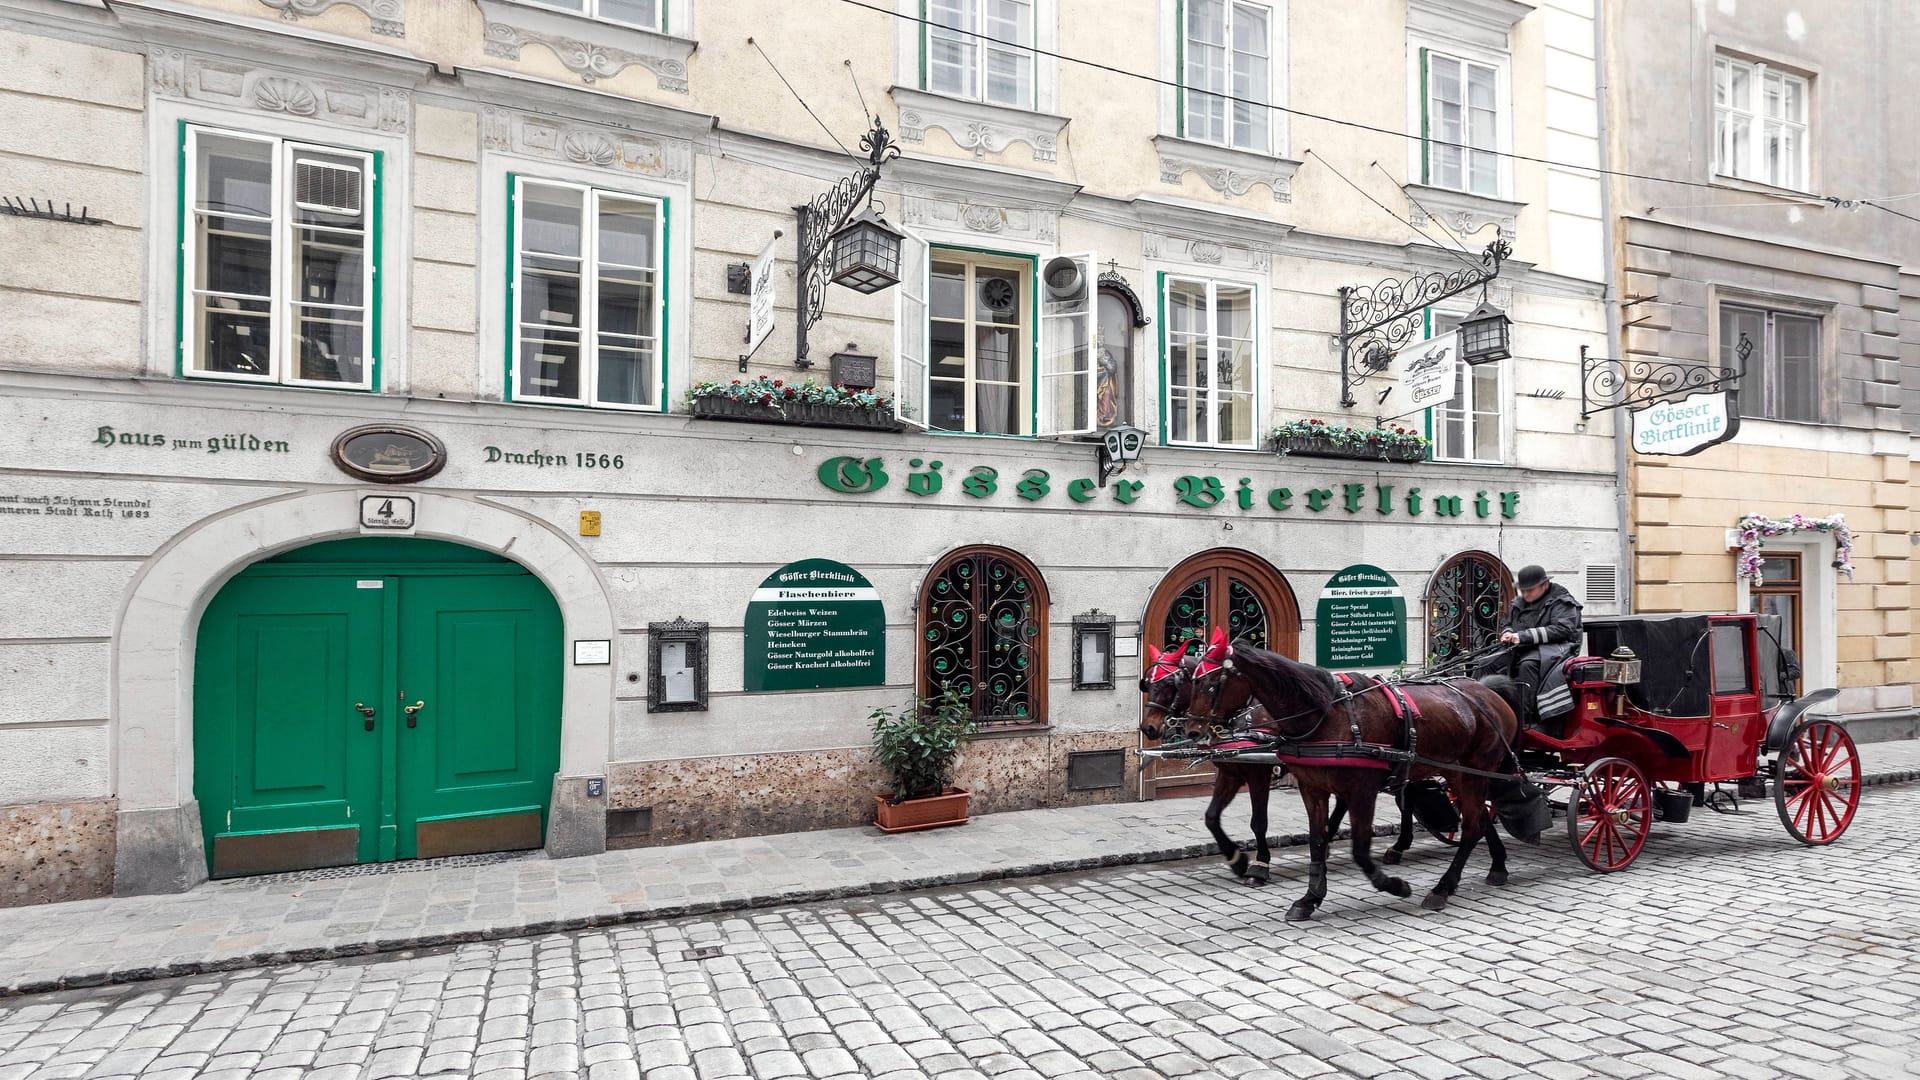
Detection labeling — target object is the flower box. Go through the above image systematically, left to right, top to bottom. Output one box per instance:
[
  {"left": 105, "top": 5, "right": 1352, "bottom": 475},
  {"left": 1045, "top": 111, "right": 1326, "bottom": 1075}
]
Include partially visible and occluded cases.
[
  {"left": 688, "top": 396, "right": 903, "bottom": 432},
  {"left": 1274, "top": 433, "right": 1427, "bottom": 463},
  {"left": 873, "top": 788, "right": 971, "bottom": 833}
]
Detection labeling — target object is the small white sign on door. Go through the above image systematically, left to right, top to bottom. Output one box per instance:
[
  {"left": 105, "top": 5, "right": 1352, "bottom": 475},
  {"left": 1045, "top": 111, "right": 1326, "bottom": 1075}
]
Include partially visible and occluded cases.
[{"left": 360, "top": 495, "right": 416, "bottom": 531}]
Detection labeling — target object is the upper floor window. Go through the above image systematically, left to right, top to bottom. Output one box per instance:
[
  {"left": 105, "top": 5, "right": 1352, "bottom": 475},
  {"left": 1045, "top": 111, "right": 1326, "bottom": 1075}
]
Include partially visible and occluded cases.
[
  {"left": 526, "top": 0, "right": 662, "bottom": 32},
  {"left": 927, "top": 0, "right": 1035, "bottom": 108},
  {"left": 1181, "top": 0, "right": 1272, "bottom": 153},
  {"left": 1422, "top": 50, "right": 1499, "bottom": 196},
  {"left": 1714, "top": 55, "right": 1809, "bottom": 190},
  {"left": 183, "top": 127, "right": 377, "bottom": 390},
  {"left": 510, "top": 176, "right": 665, "bottom": 411},
  {"left": 928, "top": 248, "right": 1032, "bottom": 434},
  {"left": 1162, "top": 275, "right": 1258, "bottom": 449},
  {"left": 1723, "top": 304, "right": 1819, "bottom": 423},
  {"left": 1429, "top": 311, "right": 1501, "bottom": 462}
]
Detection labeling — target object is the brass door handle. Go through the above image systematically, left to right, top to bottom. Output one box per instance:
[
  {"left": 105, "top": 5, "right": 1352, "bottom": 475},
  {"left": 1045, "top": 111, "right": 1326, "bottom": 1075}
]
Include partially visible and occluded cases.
[
  {"left": 404, "top": 700, "right": 425, "bottom": 728},
  {"left": 355, "top": 703, "right": 376, "bottom": 732}
]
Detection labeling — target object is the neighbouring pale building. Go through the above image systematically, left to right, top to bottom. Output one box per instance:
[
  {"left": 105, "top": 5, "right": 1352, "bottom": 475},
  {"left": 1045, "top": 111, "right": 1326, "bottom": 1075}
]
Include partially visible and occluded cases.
[
  {"left": 0, "top": 0, "right": 1621, "bottom": 906},
  {"left": 1603, "top": 0, "right": 1920, "bottom": 722}
]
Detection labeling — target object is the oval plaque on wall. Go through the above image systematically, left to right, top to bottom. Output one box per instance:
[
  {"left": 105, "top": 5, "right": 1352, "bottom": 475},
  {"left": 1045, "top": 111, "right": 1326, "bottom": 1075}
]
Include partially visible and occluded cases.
[{"left": 330, "top": 425, "right": 448, "bottom": 484}]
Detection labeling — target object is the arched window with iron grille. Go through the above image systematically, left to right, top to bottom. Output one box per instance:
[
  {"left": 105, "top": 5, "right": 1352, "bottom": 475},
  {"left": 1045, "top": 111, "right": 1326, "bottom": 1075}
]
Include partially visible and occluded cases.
[
  {"left": 919, "top": 546, "right": 1050, "bottom": 726},
  {"left": 1427, "top": 551, "right": 1514, "bottom": 666}
]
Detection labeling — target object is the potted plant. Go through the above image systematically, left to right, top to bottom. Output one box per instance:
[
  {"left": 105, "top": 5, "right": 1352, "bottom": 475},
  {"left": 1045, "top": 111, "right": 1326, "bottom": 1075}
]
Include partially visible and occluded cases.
[
  {"left": 684, "top": 377, "right": 904, "bottom": 432},
  {"left": 1270, "top": 418, "right": 1430, "bottom": 463},
  {"left": 869, "top": 684, "right": 978, "bottom": 833}
]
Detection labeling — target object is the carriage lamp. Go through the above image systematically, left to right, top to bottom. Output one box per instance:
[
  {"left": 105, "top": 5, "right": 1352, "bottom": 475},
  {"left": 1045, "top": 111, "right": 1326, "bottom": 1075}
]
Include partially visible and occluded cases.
[
  {"left": 828, "top": 208, "right": 906, "bottom": 294},
  {"left": 1459, "top": 300, "right": 1513, "bottom": 365},
  {"left": 1097, "top": 423, "right": 1147, "bottom": 487},
  {"left": 1072, "top": 611, "right": 1117, "bottom": 690},
  {"left": 1602, "top": 646, "right": 1641, "bottom": 685}
]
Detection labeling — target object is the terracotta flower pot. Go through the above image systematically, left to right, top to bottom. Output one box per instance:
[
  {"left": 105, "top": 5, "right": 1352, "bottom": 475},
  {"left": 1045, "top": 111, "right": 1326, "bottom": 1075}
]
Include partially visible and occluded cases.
[{"left": 873, "top": 788, "right": 971, "bottom": 833}]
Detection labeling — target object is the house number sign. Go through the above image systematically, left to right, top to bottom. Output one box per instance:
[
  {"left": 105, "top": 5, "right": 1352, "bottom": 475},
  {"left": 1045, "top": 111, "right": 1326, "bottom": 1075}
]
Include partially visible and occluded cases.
[{"left": 360, "top": 495, "right": 415, "bottom": 530}]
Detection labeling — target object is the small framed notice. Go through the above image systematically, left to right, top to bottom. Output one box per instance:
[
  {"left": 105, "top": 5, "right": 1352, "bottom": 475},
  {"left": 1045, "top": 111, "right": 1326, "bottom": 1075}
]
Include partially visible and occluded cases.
[{"left": 573, "top": 639, "right": 612, "bottom": 665}]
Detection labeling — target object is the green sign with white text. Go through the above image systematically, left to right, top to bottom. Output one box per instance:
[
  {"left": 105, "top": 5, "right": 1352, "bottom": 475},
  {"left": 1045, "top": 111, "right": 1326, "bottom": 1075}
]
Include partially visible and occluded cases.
[
  {"left": 744, "top": 559, "right": 886, "bottom": 692},
  {"left": 1315, "top": 564, "right": 1408, "bottom": 669}
]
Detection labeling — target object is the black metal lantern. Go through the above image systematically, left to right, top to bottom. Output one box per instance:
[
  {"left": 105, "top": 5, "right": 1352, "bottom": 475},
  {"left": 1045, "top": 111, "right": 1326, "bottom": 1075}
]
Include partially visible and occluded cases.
[
  {"left": 828, "top": 208, "right": 905, "bottom": 294},
  {"left": 1459, "top": 300, "right": 1512, "bottom": 365}
]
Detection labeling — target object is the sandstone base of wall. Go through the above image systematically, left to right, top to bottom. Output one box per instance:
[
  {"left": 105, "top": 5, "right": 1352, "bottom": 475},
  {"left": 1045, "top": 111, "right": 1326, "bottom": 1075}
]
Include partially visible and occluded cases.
[
  {"left": 607, "top": 732, "right": 1141, "bottom": 847},
  {"left": 1, "top": 798, "right": 117, "bottom": 908}
]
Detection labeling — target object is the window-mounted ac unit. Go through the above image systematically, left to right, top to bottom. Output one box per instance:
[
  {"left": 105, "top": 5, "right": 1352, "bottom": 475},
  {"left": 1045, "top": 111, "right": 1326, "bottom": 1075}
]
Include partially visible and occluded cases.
[{"left": 293, "top": 159, "right": 363, "bottom": 217}]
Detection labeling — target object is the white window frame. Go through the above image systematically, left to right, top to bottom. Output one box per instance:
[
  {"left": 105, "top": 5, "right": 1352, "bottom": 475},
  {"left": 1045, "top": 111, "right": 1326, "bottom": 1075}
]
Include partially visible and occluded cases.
[
  {"left": 522, "top": 0, "right": 665, "bottom": 33},
  {"left": 898, "top": 0, "right": 1060, "bottom": 115},
  {"left": 924, "top": 0, "right": 1037, "bottom": 109},
  {"left": 1178, "top": 0, "right": 1278, "bottom": 154},
  {"left": 1414, "top": 47, "right": 1508, "bottom": 199},
  {"left": 1713, "top": 53, "right": 1811, "bottom": 191},
  {"left": 180, "top": 125, "right": 377, "bottom": 391},
  {"left": 509, "top": 175, "right": 667, "bottom": 412},
  {"left": 896, "top": 227, "right": 930, "bottom": 429},
  {"left": 921, "top": 246, "right": 1036, "bottom": 436},
  {"left": 1038, "top": 251, "right": 1098, "bottom": 437},
  {"left": 1160, "top": 273, "right": 1262, "bottom": 450},
  {"left": 1720, "top": 302, "right": 1822, "bottom": 424},
  {"left": 1426, "top": 308, "right": 1503, "bottom": 463}
]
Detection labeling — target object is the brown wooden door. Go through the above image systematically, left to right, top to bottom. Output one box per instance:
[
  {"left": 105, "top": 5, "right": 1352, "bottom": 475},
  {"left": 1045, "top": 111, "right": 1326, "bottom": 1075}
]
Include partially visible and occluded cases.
[{"left": 1140, "top": 549, "right": 1299, "bottom": 798}]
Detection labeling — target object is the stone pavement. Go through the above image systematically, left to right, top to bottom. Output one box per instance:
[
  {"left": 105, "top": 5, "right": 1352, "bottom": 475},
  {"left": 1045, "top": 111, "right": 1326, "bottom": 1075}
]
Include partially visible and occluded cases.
[
  {"left": 2, "top": 739, "right": 1917, "bottom": 1000},
  {"left": 4, "top": 784, "right": 1919, "bottom": 1080}
]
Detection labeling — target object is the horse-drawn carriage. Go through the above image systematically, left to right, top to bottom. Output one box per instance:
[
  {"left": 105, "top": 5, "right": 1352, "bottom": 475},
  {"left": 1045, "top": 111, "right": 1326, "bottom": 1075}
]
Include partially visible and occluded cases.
[{"left": 1139, "top": 610, "right": 1861, "bottom": 917}]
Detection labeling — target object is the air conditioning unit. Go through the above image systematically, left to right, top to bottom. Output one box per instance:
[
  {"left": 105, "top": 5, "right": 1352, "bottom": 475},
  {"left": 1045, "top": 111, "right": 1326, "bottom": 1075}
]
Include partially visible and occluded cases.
[
  {"left": 293, "top": 159, "right": 363, "bottom": 217},
  {"left": 1042, "top": 255, "right": 1086, "bottom": 302}
]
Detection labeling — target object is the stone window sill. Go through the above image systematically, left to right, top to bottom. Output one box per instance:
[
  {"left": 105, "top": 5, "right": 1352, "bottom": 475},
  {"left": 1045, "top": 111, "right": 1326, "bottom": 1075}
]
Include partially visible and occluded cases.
[
  {"left": 475, "top": 0, "right": 694, "bottom": 91},
  {"left": 891, "top": 86, "right": 1067, "bottom": 164},
  {"left": 1152, "top": 135, "right": 1300, "bottom": 203},
  {"left": 1401, "top": 182, "right": 1526, "bottom": 240}
]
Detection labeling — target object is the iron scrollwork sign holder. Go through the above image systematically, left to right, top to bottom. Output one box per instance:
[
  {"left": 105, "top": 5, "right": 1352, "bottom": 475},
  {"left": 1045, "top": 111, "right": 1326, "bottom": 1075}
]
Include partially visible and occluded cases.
[
  {"left": 793, "top": 116, "right": 902, "bottom": 369},
  {"left": 1336, "top": 238, "right": 1511, "bottom": 409},
  {"left": 1578, "top": 334, "right": 1750, "bottom": 420}
]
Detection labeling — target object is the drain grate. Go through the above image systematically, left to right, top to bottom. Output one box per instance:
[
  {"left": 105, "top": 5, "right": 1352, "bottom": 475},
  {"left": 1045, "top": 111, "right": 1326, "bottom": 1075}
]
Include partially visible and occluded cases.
[
  {"left": 215, "top": 850, "right": 542, "bottom": 888},
  {"left": 682, "top": 945, "right": 724, "bottom": 961}
]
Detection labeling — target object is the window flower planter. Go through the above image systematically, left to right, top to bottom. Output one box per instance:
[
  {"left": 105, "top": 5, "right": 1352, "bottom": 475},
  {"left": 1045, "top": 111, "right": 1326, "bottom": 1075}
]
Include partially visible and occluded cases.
[
  {"left": 687, "top": 395, "right": 903, "bottom": 432},
  {"left": 1271, "top": 429, "right": 1428, "bottom": 463},
  {"left": 873, "top": 788, "right": 971, "bottom": 833}
]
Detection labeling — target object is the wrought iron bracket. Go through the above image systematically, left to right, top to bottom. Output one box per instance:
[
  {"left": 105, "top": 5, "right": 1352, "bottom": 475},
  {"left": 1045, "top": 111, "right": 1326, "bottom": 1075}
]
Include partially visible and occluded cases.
[
  {"left": 793, "top": 116, "right": 902, "bottom": 370},
  {"left": 1336, "top": 238, "right": 1511, "bottom": 408},
  {"left": 1579, "top": 339, "right": 1749, "bottom": 420}
]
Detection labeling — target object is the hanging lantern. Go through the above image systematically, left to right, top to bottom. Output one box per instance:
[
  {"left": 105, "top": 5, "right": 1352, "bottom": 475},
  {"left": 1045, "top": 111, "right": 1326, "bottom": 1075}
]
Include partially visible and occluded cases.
[
  {"left": 828, "top": 208, "right": 905, "bottom": 294},
  {"left": 1459, "top": 300, "right": 1512, "bottom": 365}
]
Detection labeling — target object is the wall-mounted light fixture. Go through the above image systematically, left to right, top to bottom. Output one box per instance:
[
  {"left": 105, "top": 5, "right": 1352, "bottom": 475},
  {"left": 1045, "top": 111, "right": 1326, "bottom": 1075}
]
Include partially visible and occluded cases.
[
  {"left": 1071, "top": 610, "right": 1117, "bottom": 690},
  {"left": 648, "top": 617, "right": 709, "bottom": 713}
]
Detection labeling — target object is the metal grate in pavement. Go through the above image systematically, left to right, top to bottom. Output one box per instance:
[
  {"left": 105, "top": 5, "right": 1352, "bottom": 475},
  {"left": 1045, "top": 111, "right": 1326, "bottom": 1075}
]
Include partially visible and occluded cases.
[{"left": 214, "top": 850, "right": 542, "bottom": 888}]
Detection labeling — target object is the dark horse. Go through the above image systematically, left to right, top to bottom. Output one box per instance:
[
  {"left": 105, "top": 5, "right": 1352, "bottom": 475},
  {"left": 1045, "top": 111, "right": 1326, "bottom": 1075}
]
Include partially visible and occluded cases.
[
  {"left": 1140, "top": 642, "right": 1436, "bottom": 885},
  {"left": 1195, "top": 644, "right": 1526, "bottom": 919}
]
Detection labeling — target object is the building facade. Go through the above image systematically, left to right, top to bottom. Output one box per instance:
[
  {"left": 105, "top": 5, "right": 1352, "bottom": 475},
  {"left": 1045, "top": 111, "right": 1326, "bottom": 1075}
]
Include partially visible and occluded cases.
[
  {"left": 0, "top": 0, "right": 1620, "bottom": 906},
  {"left": 1603, "top": 0, "right": 1920, "bottom": 719}
]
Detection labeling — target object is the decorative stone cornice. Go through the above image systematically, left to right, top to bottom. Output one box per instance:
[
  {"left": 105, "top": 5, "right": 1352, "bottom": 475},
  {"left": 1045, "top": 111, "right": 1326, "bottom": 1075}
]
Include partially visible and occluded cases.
[
  {"left": 256, "top": 0, "right": 404, "bottom": 37},
  {"left": 474, "top": 0, "right": 693, "bottom": 91},
  {"left": 1406, "top": 0, "right": 1534, "bottom": 49},
  {"left": 146, "top": 45, "right": 409, "bottom": 134},
  {"left": 458, "top": 69, "right": 715, "bottom": 142},
  {"left": 890, "top": 87, "right": 1068, "bottom": 164},
  {"left": 481, "top": 105, "right": 691, "bottom": 181},
  {"left": 1151, "top": 135, "right": 1300, "bottom": 203},
  {"left": 887, "top": 155, "right": 1083, "bottom": 210},
  {"left": 1401, "top": 183, "right": 1526, "bottom": 241},
  {"left": 898, "top": 185, "right": 1058, "bottom": 244},
  {"left": 1127, "top": 194, "right": 1295, "bottom": 248},
  {"left": 1141, "top": 231, "right": 1271, "bottom": 273}
]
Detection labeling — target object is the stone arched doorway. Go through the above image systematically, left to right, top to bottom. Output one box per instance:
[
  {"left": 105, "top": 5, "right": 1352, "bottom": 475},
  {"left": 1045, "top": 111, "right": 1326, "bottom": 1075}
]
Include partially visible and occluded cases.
[
  {"left": 111, "top": 490, "right": 615, "bottom": 895},
  {"left": 1139, "top": 548, "right": 1300, "bottom": 798}
]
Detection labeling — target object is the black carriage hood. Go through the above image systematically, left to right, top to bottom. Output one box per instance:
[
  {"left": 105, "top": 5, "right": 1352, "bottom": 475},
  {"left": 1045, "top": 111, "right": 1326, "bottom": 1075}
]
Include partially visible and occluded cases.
[{"left": 1582, "top": 613, "right": 1792, "bottom": 717}]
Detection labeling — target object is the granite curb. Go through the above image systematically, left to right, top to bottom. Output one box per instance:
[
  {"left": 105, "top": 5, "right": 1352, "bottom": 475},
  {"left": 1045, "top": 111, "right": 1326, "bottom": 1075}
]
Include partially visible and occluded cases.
[{"left": 5, "top": 768, "right": 1915, "bottom": 999}]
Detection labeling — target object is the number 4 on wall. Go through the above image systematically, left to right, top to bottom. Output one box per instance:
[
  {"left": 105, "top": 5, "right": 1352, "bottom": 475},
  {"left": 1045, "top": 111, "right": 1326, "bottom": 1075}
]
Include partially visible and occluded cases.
[{"left": 359, "top": 494, "right": 416, "bottom": 531}]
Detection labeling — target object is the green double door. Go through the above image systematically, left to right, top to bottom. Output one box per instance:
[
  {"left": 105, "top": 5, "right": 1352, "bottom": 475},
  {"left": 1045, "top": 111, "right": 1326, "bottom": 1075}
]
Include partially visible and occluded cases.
[{"left": 194, "top": 539, "right": 563, "bottom": 877}]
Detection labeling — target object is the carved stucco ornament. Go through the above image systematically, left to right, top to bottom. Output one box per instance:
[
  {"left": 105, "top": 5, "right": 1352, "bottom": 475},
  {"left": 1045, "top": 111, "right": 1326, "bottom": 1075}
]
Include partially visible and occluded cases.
[
  {"left": 256, "top": 0, "right": 405, "bottom": 37},
  {"left": 479, "top": 9, "right": 690, "bottom": 92}
]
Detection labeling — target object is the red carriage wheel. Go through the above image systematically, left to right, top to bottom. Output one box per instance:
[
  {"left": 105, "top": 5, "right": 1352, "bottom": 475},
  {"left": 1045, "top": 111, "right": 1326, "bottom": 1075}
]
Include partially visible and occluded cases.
[
  {"left": 1774, "top": 718, "right": 1861, "bottom": 846},
  {"left": 1568, "top": 757, "right": 1652, "bottom": 873}
]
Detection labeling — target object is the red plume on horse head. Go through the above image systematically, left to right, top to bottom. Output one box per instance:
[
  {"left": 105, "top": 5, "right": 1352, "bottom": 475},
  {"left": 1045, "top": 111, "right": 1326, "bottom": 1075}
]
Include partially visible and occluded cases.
[
  {"left": 1194, "top": 627, "right": 1229, "bottom": 677},
  {"left": 1145, "top": 639, "right": 1191, "bottom": 682}
]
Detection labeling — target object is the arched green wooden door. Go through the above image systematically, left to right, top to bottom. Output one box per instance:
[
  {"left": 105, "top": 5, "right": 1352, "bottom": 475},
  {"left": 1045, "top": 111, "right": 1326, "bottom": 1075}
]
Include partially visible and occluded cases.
[{"left": 193, "top": 539, "right": 562, "bottom": 877}]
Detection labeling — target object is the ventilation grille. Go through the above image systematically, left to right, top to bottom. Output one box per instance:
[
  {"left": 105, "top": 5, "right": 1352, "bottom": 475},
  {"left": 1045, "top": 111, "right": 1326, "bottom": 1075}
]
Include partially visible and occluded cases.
[
  {"left": 293, "top": 159, "right": 362, "bottom": 217},
  {"left": 1584, "top": 564, "right": 1619, "bottom": 605}
]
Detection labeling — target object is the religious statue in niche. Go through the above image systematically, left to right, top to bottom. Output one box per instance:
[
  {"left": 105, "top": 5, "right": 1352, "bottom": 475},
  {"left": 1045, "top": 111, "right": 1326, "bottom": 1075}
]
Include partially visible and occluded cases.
[{"left": 1095, "top": 286, "right": 1138, "bottom": 429}]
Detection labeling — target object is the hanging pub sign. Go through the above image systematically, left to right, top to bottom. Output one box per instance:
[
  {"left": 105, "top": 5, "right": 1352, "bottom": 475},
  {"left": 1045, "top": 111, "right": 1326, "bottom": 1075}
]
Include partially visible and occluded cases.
[
  {"left": 1394, "top": 331, "right": 1461, "bottom": 410},
  {"left": 1630, "top": 390, "right": 1740, "bottom": 457},
  {"left": 331, "top": 425, "right": 447, "bottom": 483},
  {"left": 744, "top": 558, "right": 886, "bottom": 692},
  {"left": 1315, "top": 564, "right": 1408, "bottom": 668}
]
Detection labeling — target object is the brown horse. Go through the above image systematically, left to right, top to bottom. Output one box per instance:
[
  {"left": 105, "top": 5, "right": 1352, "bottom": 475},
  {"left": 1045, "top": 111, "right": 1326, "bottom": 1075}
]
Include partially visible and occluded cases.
[{"left": 1192, "top": 643, "right": 1523, "bottom": 919}]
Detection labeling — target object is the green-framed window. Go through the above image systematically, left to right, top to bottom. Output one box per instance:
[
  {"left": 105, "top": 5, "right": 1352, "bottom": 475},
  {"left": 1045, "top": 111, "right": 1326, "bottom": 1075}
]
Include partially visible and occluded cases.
[
  {"left": 525, "top": 0, "right": 664, "bottom": 33},
  {"left": 923, "top": 0, "right": 1036, "bottom": 109},
  {"left": 1179, "top": 0, "right": 1272, "bottom": 153},
  {"left": 178, "top": 125, "right": 380, "bottom": 391},
  {"left": 507, "top": 175, "right": 667, "bottom": 411},
  {"left": 1159, "top": 273, "right": 1259, "bottom": 449},
  {"left": 1425, "top": 309, "right": 1500, "bottom": 463}
]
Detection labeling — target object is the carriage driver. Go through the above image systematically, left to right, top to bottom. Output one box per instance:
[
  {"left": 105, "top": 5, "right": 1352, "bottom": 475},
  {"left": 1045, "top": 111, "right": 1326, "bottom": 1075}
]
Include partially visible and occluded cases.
[{"left": 1496, "top": 565, "right": 1584, "bottom": 729}]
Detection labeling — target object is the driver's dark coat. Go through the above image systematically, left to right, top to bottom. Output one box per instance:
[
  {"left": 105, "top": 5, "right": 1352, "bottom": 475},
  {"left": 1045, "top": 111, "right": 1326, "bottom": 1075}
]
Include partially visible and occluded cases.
[{"left": 1502, "top": 582, "right": 1583, "bottom": 719}]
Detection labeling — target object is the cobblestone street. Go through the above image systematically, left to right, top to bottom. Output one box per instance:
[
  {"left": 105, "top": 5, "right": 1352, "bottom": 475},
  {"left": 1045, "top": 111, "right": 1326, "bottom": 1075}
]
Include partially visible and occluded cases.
[{"left": 4, "top": 784, "right": 1917, "bottom": 1080}]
